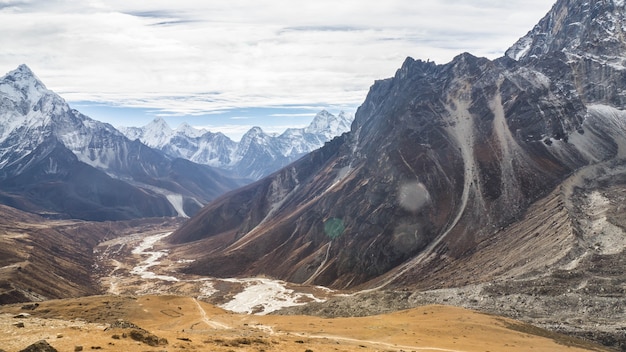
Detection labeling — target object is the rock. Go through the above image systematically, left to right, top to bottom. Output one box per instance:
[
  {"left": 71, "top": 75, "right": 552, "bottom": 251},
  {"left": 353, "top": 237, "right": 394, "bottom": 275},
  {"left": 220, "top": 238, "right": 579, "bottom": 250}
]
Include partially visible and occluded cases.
[
  {"left": 21, "top": 303, "right": 39, "bottom": 310},
  {"left": 107, "top": 319, "right": 140, "bottom": 330},
  {"left": 13, "top": 322, "right": 25, "bottom": 328},
  {"left": 129, "top": 329, "right": 168, "bottom": 346},
  {"left": 18, "top": 340, "right": 58, "bottom": 352},
  {"left": 74, "top": 347, "right": 83, "bottom": 352}
]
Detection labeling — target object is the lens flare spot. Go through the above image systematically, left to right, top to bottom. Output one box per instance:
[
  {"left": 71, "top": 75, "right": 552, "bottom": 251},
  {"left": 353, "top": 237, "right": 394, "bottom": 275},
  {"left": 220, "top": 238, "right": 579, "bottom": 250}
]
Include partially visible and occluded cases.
[
  {"left": 398, "top": 181, "right": 431, "bottom": 212},
  {"left": 324, "top": 218, "right": 344, "bottom": 239}
]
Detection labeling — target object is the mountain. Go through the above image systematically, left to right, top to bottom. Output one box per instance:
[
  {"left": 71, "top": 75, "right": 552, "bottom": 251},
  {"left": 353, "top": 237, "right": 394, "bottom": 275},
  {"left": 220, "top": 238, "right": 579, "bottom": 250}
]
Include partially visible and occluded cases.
[
  {"left": 170, "top": 0, "right": 626, "bottom": 292},
  {"left": 506, "top": 0, "right": 626, "bottom": 61},
  {"left": 0, "top": 65, "right": 245, "bottom": 221},
  {"left": 120, "top": 110, "right": 353, "bottom": 179},
  {"left": 118, "top": 119, "right": 237, "bottom": 168}
]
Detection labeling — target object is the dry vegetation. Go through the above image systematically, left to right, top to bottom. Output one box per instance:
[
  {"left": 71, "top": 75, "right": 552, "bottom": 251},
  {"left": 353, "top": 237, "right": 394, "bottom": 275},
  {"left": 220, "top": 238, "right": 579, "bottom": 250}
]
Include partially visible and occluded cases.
[{"left": 0, "top": 295, "right": 610, "bottom": 352}]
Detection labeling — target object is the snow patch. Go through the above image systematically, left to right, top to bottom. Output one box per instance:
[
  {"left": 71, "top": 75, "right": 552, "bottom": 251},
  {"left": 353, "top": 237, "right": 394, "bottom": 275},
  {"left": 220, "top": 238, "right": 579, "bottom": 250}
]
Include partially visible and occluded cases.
[
  {"left": 507, "top": 36, "right": 533, "bottom": 61},
  {"left": 166, "top": 194, "right": 189, "bottom": 218},
  {"left": 99, "top": 231, "right": 332, "bottom": 314},
  {"left": 219, "top": 278, "right": 324, "bottom": 315},
  {"left": 198, "top": 280, "right": 218, "bottom": 300}
]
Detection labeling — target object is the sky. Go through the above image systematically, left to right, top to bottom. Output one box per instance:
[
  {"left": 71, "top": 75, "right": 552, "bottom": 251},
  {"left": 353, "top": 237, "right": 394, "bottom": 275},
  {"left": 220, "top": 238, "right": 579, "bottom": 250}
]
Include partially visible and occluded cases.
[{"left": 0, "top": 0, "right": 555, "bottom": 140}]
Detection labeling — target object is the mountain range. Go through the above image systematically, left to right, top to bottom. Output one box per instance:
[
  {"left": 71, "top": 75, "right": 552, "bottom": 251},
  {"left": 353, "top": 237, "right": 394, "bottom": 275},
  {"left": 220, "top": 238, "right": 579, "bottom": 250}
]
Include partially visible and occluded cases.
[
  {"left": 170, "top": 0, "right": 626, "bottom": 293},
  {"left": 0, "top": 65, "right": 246, "bottom": 221},
  {"left": 0, "top": 66, "right": 352, "bottom": 220},
  {"left": 119, "top": 110, "right": 353, "bottom": 180}
]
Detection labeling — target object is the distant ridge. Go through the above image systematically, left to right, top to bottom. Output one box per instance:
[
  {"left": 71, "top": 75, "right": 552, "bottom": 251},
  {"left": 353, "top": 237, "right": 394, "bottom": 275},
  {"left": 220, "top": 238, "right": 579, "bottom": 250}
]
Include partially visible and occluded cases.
[{"left": 119, "top": 110, "right": 353, "bottom": 180}]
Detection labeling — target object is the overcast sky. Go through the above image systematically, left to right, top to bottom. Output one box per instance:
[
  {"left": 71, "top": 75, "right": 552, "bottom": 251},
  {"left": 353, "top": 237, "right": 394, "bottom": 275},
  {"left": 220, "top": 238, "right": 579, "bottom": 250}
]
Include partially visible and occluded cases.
[{"left": 0, "top": 0, "right": 554, "bottom": 140}]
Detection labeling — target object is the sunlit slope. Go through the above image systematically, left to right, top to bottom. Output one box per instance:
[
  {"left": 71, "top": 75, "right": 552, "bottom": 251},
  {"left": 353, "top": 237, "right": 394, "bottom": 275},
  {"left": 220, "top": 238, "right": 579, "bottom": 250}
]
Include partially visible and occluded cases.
[{"left": 0, "top": 295, "right": 608, "bottom": 352}]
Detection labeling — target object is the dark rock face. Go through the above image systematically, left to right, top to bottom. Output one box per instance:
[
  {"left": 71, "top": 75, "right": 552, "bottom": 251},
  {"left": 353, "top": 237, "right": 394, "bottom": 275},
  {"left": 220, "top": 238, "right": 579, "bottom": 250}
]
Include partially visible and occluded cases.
[
  {"left": 171, "top": 0, "right": 626, "bottom": 290},
  {"left": 507, "top": 0, "right": 626, "bottom": 61},
  {"left": 508, "top": 0, "right": 626, "bottom": 106},
  {"left": 171, "top": 55, "right": 587, "bottom": 288}
]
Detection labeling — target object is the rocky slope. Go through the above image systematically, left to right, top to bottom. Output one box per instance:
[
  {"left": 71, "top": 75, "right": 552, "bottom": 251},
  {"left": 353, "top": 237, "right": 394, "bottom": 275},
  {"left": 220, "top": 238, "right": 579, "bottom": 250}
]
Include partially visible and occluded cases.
[
  {"left": 169, "top": 0, "right": 626, "bottom": 292},
  {"left": 0, "top": 65, "right": 245, "bottom": 220},
  {"left": 120, "top": 110, "right": 353, "bottom": 180},
  {"left": 277, "top": 167, "right": 626, "bottom": 350}
]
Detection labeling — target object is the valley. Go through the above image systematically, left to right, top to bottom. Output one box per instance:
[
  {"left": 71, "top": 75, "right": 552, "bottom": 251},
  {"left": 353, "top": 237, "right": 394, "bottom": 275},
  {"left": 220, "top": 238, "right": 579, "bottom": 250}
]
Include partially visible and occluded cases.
[
  {"left": 3, "top": 0, "right": 626, "bottom": 351},
  {"left": 1, "top": 165, "right": 621, "bottom": 351},
  {"left": 0, "top": 187, "right": 618, "bottom": 351},
  {"left": 93, "top": 230, "right": 333, "bottom": 315}
]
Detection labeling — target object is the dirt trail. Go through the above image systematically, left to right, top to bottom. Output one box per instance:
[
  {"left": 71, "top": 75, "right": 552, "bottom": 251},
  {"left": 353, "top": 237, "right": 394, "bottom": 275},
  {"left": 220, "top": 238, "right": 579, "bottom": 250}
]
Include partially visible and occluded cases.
[
  {"left": 192, "top": 297, "right": 230, "bottom": 329},
  {"left": 293, "top": 332, "right": 467, "bottom": 352}
]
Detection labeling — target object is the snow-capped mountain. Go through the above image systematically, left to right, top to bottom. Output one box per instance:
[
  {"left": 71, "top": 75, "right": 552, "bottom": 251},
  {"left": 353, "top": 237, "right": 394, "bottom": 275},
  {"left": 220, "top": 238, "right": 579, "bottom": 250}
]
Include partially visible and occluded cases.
[
  {"left": 506, "top": 0, "right": 626, "bottom": 61},
  {"left": 0, "top": 65, "right": 245, "bottom": 221},
  {"left": 120, "top": 110, "right": 353, "bottom": 179},
  {"left": 119, "top": 118, "right": 210, "bottom": 148},
  {"left": 119, "top": 119, "right": 237, "bottom": 168}
]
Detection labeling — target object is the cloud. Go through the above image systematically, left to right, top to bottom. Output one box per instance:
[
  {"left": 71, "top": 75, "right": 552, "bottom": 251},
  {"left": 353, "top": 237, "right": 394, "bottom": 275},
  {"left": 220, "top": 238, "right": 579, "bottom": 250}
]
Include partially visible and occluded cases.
[{"left": 0, "top": 0, "right": 556, "bottom": 121}]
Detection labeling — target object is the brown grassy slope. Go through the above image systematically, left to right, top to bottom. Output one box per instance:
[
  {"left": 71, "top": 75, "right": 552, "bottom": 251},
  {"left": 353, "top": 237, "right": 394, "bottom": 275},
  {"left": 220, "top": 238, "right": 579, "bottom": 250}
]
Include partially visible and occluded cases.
[
  {"left": 0, "top": 205, "right": 183, "bottom": 303},
  {"left": 0, "top": 295, "right": 610, "bottom": 352}
]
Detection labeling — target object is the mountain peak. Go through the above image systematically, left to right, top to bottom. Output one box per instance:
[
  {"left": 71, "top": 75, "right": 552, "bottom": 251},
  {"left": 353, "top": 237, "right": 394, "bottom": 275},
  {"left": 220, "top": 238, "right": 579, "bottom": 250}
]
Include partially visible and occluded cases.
[
  {"left": 506, "top": 0, "right": 626, "bottom": 61},
  {"left": 1, "top": 64, "right": 49, "bottom": 99},
  {"left": 3, "top": 64, "right": 44, "bottom": 85},
  {"left": 14, "top": 64, "right": 35, "bottom": 76},
  {"left": 0, "top": 65, "right": 70, "bottom": 133},
  {"left": 305, "top": 110, "right": 352, "bottom": 138},
  {"left": 307, "top": 110, "right": 334, "bottom": 128},
  {"left": 135, "top": 117, "right": 174, "bottom": 148},
  {"left": 148, "top": 117, "right": 170, "bottom": 128},
  {"left": 177, "top": 121, "right": 192, "bottom": 130},
  {"left": 176, "top": 122, "right": 206, "bottom": 138},
  {"left": 248, "top": 126, "right": 265, "bottom": 134}
]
